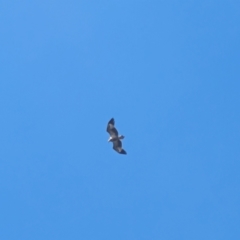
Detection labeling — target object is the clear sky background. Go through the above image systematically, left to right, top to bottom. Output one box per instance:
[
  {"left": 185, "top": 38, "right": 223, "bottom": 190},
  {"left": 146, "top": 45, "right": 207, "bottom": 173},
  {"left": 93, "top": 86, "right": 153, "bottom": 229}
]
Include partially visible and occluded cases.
[{"left": 0, "top": 1, "right": 239, "bottom": 239}]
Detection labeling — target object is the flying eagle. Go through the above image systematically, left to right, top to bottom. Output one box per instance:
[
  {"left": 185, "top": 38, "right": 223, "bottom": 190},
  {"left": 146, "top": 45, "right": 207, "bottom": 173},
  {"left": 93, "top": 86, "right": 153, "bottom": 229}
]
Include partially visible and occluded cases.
[{"left": 106, "top": 118, "right": 127, "bottom": 154}]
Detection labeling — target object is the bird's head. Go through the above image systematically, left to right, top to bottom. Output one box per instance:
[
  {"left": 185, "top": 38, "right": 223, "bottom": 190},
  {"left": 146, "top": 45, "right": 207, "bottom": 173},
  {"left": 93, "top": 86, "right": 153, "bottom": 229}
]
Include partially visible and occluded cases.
[{"left": 119, "top": 135, "right": 125, "bottom": 140}]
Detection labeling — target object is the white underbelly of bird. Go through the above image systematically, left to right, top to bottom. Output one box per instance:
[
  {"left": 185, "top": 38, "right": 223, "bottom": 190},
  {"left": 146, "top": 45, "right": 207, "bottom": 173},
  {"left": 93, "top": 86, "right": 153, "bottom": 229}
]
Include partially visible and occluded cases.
[{"left": 108, "top": 135, "right": 124, "bottom": 142}]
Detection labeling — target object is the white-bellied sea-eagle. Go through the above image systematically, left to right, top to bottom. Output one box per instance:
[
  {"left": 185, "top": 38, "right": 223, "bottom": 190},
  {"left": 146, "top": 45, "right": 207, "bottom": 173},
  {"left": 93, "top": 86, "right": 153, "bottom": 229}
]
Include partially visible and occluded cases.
[{"left": 106, "top": 118, "right": 127, "bottom": 154}]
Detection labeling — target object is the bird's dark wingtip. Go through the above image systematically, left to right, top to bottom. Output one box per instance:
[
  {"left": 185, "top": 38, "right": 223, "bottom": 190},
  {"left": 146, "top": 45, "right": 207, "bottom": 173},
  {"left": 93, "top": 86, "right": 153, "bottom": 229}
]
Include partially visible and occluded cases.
[
  {"left": 108, "top": 118, "right": 115, "bottom": 125},
  {"left": 120, "top": 149, "right": 127, "bottom": 154}
]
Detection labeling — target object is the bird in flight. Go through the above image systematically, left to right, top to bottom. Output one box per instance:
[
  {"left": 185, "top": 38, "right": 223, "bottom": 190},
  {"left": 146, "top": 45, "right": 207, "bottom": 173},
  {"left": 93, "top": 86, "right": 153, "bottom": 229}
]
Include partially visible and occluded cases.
[{"left": 106, "top": 118, "right": 127, "bottom": 154}]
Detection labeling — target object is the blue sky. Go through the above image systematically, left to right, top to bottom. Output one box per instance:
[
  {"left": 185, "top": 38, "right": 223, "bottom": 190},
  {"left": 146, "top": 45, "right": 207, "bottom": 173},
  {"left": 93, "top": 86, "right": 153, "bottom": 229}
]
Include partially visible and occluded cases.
[{"left": 0, "top": 1, "right": 240, "bottom": 239}]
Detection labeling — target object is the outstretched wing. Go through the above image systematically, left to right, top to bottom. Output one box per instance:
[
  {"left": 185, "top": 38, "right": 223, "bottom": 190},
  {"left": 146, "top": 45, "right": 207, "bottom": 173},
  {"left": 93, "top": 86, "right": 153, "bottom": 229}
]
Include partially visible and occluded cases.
[
  {"left": 106, "top": 118, "right": 118, "bottom": 137},
  {"left": 113, "top": 139, "right": 127, "bottom": 154}
]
